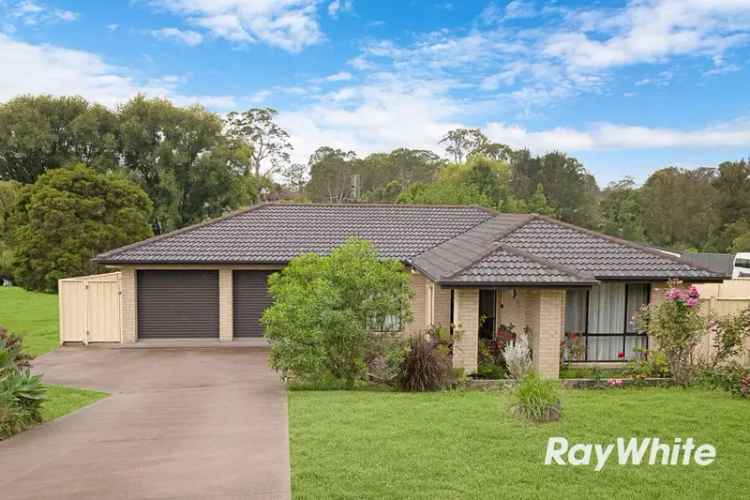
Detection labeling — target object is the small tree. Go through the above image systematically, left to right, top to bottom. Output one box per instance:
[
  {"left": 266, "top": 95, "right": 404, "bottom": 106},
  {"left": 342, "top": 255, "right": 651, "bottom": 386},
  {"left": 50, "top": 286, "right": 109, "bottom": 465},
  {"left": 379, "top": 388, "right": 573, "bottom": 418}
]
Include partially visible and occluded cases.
[
  {"left": 10, "top": 164, "right": 153, "bottom": 291},
  {"left": 262, "top": 239, "right": 413, "bottom": 387},
  {"left": 637, "top": 280, "right": 706, "bottom": 385}
]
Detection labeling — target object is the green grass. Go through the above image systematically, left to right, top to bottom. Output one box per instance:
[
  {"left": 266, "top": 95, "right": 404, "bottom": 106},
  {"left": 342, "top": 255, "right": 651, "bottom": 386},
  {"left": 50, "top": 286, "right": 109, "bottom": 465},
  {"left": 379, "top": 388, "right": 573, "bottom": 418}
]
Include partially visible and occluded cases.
[
  {"left": 0, "top": 287, "right": 59, "bottom": 356},
  {"left": 41, "top": 384, "right": 108, "bottom": 422},
  {"left": 289, "top": 388, "right": 750, "bottom": 499}
]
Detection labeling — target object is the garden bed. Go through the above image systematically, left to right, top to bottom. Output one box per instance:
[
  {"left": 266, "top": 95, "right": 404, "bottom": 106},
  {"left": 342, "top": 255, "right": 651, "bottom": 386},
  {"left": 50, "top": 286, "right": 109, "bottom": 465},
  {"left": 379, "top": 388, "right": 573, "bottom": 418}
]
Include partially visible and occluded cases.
[{"left": 466, "top": 377, "right": 672, "bottom": 389}]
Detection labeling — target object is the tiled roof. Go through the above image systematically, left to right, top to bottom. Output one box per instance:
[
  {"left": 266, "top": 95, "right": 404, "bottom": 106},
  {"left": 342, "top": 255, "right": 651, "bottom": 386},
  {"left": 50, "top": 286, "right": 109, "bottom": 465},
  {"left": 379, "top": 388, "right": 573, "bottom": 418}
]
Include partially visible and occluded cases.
[
  {"left": 96, "top": 203, "right": 729, "bottom": 284},
  {"left": 95, "top": 204, "right": 494, "bottom": 264},
  {"left": 410, "top": 214, "right": 532, "bottom": 281},
  {"left": 499, "top": 217, "right": 723, "bottom": 280},
  {"left": 441, "top": 244, "right": 597, "bottom": 286}
]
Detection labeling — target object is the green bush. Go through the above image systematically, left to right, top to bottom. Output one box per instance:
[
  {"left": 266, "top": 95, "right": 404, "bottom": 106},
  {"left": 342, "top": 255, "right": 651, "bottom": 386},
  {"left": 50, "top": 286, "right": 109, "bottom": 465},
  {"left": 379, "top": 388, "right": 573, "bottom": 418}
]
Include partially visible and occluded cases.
[
  {"left": 9, "top": 164, "right": 153, "bottom": 291},
  {"left": 262, "top": 238, "right": 413, "bottom": 387},
  {"left": 398, "top": 326, "right": 455, "bottom": 392},
  {"left": 0, "top": 329, "right": 46, "bottom": 439},
  {"left": 625, "top": 349, "right": 671, "bottom": 381},
  {"left": 698, "top": 364, "right": 750, "bottom": 399},
  {"left": 509, "top": 371, "right": 561, "bottom": 423}
]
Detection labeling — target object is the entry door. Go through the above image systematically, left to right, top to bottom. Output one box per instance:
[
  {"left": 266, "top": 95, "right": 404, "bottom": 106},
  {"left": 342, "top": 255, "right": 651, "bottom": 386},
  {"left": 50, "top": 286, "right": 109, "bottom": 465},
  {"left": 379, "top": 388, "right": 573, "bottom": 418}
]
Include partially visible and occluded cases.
[{"left": 479, "top": 289, "right": 497, "bottom": 339}]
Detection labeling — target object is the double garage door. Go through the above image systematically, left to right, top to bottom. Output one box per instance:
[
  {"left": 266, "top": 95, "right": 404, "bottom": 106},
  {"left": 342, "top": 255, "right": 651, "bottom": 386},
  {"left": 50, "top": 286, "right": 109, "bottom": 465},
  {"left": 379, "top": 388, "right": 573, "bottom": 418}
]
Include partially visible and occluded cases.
[{"left": 137, "top": 270, "right": 272, "bottom": 339}]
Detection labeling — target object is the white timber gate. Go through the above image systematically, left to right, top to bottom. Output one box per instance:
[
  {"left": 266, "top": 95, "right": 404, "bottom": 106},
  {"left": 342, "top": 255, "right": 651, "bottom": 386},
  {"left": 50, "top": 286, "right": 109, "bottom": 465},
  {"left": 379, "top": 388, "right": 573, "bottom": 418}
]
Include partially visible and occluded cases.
[{"left": 59, "top": 272, "right": 122, "bottom": 344}]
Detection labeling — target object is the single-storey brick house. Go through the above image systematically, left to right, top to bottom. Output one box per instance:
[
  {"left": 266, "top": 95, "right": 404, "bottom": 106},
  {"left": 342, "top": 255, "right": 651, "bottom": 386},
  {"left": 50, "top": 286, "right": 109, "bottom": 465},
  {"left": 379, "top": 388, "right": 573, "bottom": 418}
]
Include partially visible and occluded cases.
[{"left": 94, "top": 203, "right": 728, "bottom": 378}]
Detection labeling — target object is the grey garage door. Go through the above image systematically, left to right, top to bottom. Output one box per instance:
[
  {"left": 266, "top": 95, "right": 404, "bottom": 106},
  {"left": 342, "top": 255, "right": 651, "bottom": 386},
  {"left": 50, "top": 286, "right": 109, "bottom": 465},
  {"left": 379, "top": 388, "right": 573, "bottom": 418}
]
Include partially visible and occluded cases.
[
  {"left": 137, "top": 270, "right": 219, "bottom": 339},
  {"left": 233, "top": 271, "right": 273, "bottom": 337}
]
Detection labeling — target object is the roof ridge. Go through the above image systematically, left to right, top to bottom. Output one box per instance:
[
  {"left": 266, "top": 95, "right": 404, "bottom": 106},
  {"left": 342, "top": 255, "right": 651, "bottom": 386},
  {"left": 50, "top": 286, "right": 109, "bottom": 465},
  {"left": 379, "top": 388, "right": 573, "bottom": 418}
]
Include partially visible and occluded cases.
[
  {"left": 261, "top": 201, "right": 501, "bottom": 213},
  {"left": 94, "top": 203, "right": 269, "bottom": 262},
  {"left": 410, "top": 213, "right": 534, "bottom": 267},
  {"left": 532, "top": 215, "right": 725, "bottom": 277},
  {"left": 495, "top": 242, "right": 597, "bottom": 282}
]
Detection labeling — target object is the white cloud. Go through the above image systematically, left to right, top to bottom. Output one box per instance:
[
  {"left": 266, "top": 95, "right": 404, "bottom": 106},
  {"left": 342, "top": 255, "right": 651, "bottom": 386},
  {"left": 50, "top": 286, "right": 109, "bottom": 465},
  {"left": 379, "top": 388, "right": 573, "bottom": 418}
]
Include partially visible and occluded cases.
[
  {"left": 150, "top": 0, "right": 323, "bottom": 52},
  {"left": 327, "top": 0, "right": 352, "bottom": 18},
  {"left": 505, "top": 0, "right": 535, "bottom": 19},
  {"left": 542, "top": 0, "right": 750, "bottom": 71},
  {"left": 4, "top": 1, "right": 78, "bottom": 25},
  {"left": 54, "top": 9, "right": 78, "bottom": 21},
  {"left": 107, "top": 24, "right": 119, "bottom": 31},
  {"left": 150, "top": 27, "right": 204, "bottom": 46},
  {"left": 0, "top": 33, "right": 236, "bottom": 110},
  {"left": 324, "top": 71, "right": 352, "bottom": 82},
  {"left": 278, "top": 73, "right": 464, "bottom": 164},
  {"left": 485, "top": 119, "right": 750, "bottom": 152}
]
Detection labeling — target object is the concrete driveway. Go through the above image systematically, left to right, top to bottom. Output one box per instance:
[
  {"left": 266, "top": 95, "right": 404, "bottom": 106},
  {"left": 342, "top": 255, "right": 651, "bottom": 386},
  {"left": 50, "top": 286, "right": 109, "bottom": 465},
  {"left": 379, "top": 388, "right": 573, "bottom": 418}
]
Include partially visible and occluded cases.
[{"left": 0, "top": 346, "right": 290, "bottom": 500}]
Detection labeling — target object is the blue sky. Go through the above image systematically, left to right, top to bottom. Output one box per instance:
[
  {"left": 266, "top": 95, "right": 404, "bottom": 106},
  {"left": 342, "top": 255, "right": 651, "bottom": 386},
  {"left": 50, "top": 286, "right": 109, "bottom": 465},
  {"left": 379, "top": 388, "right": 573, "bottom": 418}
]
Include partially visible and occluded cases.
[{"left": 1, "top": 0, "right": 749, "bottom": 185}]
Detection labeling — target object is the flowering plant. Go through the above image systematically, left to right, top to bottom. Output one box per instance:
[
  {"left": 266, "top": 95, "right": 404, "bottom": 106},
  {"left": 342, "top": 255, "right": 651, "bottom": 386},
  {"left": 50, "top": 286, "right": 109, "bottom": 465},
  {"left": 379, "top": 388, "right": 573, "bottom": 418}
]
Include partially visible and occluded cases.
[{"left": 636, "top": 279, "right": 706, "bottom": 385}]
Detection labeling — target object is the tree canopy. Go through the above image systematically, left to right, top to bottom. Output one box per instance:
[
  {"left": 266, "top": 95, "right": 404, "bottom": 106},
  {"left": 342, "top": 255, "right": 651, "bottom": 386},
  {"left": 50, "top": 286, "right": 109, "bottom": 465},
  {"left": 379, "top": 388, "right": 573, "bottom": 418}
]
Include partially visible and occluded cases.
[{"left": 10, "top": 164, "right": 153, "bottom": 291}]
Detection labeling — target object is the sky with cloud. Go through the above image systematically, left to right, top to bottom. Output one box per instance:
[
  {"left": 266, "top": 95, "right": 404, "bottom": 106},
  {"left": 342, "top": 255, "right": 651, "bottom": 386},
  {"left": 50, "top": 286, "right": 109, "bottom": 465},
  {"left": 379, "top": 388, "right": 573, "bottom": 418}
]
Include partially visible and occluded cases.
[{"left": 1, "top": 0, "right": 749, "bottom": 184}]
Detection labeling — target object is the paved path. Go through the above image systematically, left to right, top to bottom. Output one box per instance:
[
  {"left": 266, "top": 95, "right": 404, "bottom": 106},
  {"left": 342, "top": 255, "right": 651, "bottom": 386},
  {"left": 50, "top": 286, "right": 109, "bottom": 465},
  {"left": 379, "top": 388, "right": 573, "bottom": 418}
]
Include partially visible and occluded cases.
[{"left": 0, "top": 347, "right": 290, "bottom": 500}]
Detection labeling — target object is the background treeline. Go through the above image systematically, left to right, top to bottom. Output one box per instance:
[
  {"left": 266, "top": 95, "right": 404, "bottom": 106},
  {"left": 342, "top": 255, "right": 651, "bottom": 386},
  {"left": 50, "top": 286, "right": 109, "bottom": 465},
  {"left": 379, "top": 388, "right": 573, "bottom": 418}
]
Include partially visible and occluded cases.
[{"left": 0, "top": 95, "right": 748, "bottom": 289}]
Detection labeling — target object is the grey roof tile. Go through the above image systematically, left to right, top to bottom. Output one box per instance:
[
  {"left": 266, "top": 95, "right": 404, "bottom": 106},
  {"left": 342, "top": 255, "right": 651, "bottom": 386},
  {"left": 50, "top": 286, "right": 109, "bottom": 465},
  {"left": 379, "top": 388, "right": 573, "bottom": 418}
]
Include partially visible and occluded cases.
[
  {"left": 96, "top": 204, "right": 494, "bottom": 264},
  {"left": 499, "top": 217, "right": 725, "bottom": 280}
]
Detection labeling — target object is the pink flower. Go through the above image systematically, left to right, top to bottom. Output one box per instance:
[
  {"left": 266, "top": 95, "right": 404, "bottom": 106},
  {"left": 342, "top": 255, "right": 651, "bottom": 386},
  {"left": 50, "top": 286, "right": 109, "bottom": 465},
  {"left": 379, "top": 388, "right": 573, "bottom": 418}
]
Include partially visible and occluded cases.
[
  {"left": 688, "top": 285, "right": 700, "bottom": 299},
  {"left": 665, "top": 288, "right": 681, "bottom": 301},
  {"left": 686, "top": 297, "right": 699, "bottom": 308},
  {"left": 617, "top": 351, "right": 625, "bottom": 359},
  {"left": 608, "top": 379, "right": 624, "bottom": 386}
]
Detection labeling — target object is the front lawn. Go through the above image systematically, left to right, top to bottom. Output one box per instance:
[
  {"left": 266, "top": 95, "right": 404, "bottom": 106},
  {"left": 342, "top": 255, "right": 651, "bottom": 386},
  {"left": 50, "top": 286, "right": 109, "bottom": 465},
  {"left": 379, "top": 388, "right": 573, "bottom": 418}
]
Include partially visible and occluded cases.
[
  {"left": 0, "top": 287, "right": 58, "bottom": 356},
  {"left": 41, "top": 385, "right": 108, "bottom": 422},
  {"left": 289, "top": 387, "right": 750, "bottom": 499}
]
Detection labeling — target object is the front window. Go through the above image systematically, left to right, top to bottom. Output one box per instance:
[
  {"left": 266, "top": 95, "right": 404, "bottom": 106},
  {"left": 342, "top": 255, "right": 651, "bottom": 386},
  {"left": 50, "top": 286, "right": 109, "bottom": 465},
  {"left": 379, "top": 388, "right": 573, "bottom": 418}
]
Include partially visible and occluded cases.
[{"left": 564, "top": 283, "right": 650, "bottom": 362}]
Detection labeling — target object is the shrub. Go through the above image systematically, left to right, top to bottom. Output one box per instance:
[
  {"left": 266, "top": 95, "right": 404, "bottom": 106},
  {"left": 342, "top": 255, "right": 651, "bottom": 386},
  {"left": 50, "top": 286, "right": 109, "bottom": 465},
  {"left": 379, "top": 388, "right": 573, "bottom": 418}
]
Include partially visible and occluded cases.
[
  {"left": 262, "top": 238, "right": 413, "bottom": 387},
  {"left": 636, "top": 280, "right": 706, "bottom": 385},
  {"left": 708, "top": 307, "right": 750, "bottom": 367},
  {"left": 398, "top": 326, "right": 455, "bottom": 392},
  {"left": 0, "top": 327, "right": 33, "bottom": 372},
  {"left": 0, "top": 330, "right": 46, "bottom": 440},
  {"left": 502, "top": 330, "right": 532, "bottom": 380},
  {"left": 625, "top": 349, "right": 671, "bottom": 381},
  {"left": 698, "top": 364, "right": 750, "bottom": 399},
  {"left": 510, "top": 371, "right": 561, "bottom": 423}
]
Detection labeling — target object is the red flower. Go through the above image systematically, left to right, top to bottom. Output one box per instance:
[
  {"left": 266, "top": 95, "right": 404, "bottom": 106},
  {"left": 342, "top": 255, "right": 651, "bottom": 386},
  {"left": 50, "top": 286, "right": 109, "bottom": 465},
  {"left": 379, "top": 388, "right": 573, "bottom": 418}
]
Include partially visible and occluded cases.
[{"left": 617, "top": 351, "right": 625, "bottom": 359}]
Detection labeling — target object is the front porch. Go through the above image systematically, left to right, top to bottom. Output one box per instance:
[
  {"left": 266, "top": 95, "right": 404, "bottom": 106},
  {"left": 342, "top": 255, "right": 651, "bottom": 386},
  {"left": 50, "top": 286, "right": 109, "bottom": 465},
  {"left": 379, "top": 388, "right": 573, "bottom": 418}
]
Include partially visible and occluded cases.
[{"left": 439, "top": 282, "right": 655, "bottom": 379}]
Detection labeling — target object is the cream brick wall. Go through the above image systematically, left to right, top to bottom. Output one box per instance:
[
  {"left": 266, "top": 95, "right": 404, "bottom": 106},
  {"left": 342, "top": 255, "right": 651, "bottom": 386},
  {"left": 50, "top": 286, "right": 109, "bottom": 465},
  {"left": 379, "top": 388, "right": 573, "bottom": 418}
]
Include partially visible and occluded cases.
[
  {"left": 121, "top": 267, "right": 137, "bottom": 344},
  {"left": 219, "top": 268, "right": 233, "bottom": 341},
  {"left": 404, "top": 271, "right": 427, "bottom": 336},
  {"left": 434, "top": 285, "right": 452, "bottom": 329},
  {"left": 452, "top": 288, "right": 479, "bottom": 373},
  {"left": 497, "top": 288, "right": 526, "bottom": 331},
  {"left": 522, "top": 289, "right": 564, "bottom": 379}
]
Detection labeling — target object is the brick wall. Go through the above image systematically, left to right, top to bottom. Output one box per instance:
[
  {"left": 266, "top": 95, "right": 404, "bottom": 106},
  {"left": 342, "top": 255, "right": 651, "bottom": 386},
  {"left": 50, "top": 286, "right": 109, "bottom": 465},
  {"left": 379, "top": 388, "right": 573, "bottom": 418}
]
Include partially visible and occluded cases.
[
  {"left": 120, "top": 267, "right": 137, "bottom": 343},
  {"left": 219, "top": 268, "right": 233, "bottom": 341},
  {"left": 405, "top": 271, "right": 427, "bottom": 336},
  {"left": 435, "top": 285, "right": 452, "bottom": 329},
  {"left": 452, "top": 288, "right": 479, "bottom": 373}
]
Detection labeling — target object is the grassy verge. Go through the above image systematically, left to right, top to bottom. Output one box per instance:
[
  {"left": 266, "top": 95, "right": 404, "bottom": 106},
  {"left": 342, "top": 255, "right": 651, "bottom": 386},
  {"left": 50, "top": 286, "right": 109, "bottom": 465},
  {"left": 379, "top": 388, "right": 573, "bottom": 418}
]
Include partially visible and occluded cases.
[
  {"left": 0, "top": 287, "right": 58, "bottom": 356},
  {"left": 41, "top": 385, "right": 108, "bottom": 422},
  {"left": 289, "top": 387, "right": 750, "bottom": 499}
]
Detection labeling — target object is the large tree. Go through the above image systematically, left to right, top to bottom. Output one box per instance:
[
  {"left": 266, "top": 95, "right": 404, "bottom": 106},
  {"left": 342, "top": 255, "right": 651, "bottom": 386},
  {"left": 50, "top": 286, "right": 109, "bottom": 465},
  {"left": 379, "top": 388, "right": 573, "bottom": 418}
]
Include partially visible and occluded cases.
[
  {"left": 0, "top": 95, "right": 118, "bottom": 183},
  {"left": 118, "top": 96, "right": 247, "bottom": 231},
  {"left": 225, "top": 108, "right": 292, "bottom": 177},
  {"left": 439, "top": 128, "right": 489, "bottom": 163},
  {"left": 305, "top": 147, "right": 358, "bottom": 203},
  {"left": 511, "top": 150, "right": 600, "bottom": 228},
  {"left": 711, "top": 160, "right": 750, "bottom": 251},
  {"left": 10, "top": 164, "right": 153, "bottom": 291},
  {"left": 639, "top": 167, "right": 719, "bottom": 250},
  {"left": 599, "top": 177, "right": 645, "bottom": 242},
  {"left": 0, "top": 180, "right": 20, "bottom": 281}
]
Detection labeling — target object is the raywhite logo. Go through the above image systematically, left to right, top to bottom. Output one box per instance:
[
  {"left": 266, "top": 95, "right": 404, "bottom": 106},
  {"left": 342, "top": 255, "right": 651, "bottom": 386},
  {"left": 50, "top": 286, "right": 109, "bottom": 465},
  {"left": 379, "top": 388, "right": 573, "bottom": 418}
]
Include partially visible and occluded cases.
[{"left": 545, "top": 437, "right": 716, "bottom": 471}]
